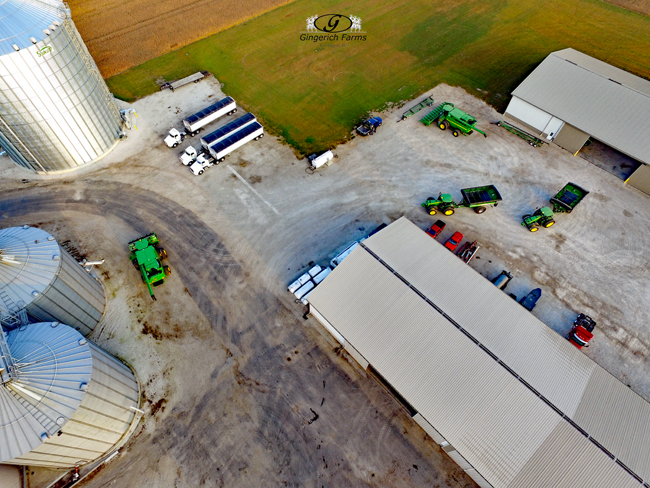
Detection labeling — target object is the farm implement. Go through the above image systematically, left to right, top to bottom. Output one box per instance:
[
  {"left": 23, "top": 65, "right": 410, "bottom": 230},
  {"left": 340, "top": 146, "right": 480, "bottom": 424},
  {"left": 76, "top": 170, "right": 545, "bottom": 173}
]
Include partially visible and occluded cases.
[
  {"left": 400, "top": 96, "right": 435, "bottom": 121},
  {"left": 421, "top": 102, "right": 486, "bottom": 137},
  {"left": 497, "top": 120, "right": 544, "bottom": 147},
  {"left": 521, "top": 182, "right": 589, "bottom": 232},
  {"left": 422, "top": 185, "right": 502, "bottom": 215},
  {"left": 128, "top": 233, "right": 170, "bottom": 300}
]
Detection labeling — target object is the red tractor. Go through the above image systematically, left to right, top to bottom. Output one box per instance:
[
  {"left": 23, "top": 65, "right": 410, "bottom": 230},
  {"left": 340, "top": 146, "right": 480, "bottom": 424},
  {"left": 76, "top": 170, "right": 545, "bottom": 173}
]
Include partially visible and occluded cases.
[{"left": 567, "top": 314, "right": 596, "bottom": 349}]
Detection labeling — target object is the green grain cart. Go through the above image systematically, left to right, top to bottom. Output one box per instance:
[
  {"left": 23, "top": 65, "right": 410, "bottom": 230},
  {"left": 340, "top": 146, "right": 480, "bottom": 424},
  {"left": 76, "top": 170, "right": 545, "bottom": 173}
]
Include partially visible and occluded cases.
[
  {"left": 420, "top": 102, "right": 486, "bottom": 137},
  {"left": 551, "top": 182, "right": 589, "bottom": 213},
  {"left": 422, "top": 185, "right": 502, "bottom": 215},
  {"left": 128, "top": 233, "right": 170, "bottom": 301}
]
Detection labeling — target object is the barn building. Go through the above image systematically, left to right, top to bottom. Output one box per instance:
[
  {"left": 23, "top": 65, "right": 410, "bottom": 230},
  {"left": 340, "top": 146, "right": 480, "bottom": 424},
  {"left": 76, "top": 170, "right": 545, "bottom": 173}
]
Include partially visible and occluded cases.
[
  {"left": 504, "top": 48, "right": 650, "bottom": 195},
  {"left": 307, "top": 217, "right": 650, "bottom": 488}
]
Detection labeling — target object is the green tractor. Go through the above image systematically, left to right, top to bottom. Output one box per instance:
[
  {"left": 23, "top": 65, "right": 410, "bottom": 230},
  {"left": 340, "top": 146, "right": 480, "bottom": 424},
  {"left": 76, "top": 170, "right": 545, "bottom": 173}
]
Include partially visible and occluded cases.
[
  {"left": 420, "top": 102, "right": 486, "bottom": 138},
  {"left": 422, "top": 185, "right": 502, "bottom": 216},
  {"left": 521, "top": 207, "right": 555, "bottom": 232},
  {"left": 128, "top": 233, "right": 170, "bottom": 300}
]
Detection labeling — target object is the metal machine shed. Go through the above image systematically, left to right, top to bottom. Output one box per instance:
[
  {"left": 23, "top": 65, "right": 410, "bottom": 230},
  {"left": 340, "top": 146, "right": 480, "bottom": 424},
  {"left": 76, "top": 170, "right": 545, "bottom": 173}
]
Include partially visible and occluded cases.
[
  {"left": 504, "top": 49, "right": 650, "bottom": 194},
  {"left": 307, "top": 217, "right": 650, "bottom": 488}
]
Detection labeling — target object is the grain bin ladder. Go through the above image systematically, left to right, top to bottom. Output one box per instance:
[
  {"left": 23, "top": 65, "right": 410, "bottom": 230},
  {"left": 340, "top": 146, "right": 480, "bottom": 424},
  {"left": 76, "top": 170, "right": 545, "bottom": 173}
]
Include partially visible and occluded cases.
[{"left": 401, "top": 96, "right": 435, "bottom": 121}]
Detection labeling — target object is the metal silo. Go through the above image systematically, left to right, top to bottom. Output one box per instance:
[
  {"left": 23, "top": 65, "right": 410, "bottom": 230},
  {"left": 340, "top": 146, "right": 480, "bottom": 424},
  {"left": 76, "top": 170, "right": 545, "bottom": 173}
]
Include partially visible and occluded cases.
[
  {"left": 0, "top": 0, "right": 123, "bottom": 173},
  {"left": 0, "top": 226, "right": 106, "bottom": 336},
  {"left": 0, "top": 321, "right": 141, "bottom": 468}
]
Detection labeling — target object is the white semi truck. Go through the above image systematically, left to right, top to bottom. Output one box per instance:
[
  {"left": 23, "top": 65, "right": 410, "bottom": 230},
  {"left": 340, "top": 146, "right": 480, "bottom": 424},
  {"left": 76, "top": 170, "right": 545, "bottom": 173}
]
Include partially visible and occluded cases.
[
  {"left": 164, "top": 97, "right": 237, "bottom": 148},
  {"left": 180, "top": 113, "right": 257, "bottom": 166},
  {"left": 189, "top": 122, "right": 264, "bottom": 175}
]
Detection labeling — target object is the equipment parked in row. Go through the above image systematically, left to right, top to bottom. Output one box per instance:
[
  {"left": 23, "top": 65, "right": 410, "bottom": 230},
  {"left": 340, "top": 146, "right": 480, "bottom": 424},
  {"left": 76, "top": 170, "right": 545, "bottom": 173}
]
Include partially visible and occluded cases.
[
  {"left": 164, "top": 97, "right": 237, "bottom": 147},
  {"left": 189, "top": 122, "right": 264, "bottom": 175},
  {"left": 521, "top": 182, "right": 588, "bottom": 232},
  {"left": 423, "top": 185, "right": 502, "bottom": 215},
  {"left": 426, "top": 220, "right": 446, "bottom": 239},
  {"left": 289, "top": 265, "right": 332, "bottom": 305},
  {"left": 492, "top": 270, "right": 513, "bottom": 291},
  {"left": 519, "top": 288, "right": 542, "bottom": 311},
  {"left": 567, "top": 313, "right": 597, "bottom": 349}
]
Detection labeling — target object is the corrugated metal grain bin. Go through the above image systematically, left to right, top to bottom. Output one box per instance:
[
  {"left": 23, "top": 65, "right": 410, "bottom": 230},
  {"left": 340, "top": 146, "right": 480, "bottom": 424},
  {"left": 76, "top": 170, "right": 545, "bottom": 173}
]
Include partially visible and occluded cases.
[
  {"left": 0, "top": 0, "right": 123, "bottom": 173},
  {"left": 0, "top": 226, "right": 106, "bottom": 336},
  {"left": 0, "top": 322, "right": 140, "bottom": 468}
]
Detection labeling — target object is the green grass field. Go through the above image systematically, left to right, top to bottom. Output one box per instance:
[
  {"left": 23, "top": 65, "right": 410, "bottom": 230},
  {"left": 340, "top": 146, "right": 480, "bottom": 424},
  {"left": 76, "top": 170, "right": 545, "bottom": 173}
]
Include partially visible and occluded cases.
[{"left": 107, "top": 0, "right": 650, "bottom": 155}]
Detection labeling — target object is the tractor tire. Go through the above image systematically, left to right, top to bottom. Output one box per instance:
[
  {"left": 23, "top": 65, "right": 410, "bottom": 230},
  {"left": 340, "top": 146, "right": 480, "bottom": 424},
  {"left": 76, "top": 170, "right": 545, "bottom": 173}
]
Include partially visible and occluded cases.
[
  {"left": 438, "top": 121, "right": 447, "bottom": 131},
  {"left": 452, "top": 130, "right": 460, "bottom": 137},
  {"left": 198, "top": 170, "right": 204, "bottom": 175},
  {"left": 474, "top": 206, "right": 486, "bottom": 214},
  {"left": 427, "top": 207, "right": 437, "bottom": 216},
  {"left": 442, "top": 207, "right": 455, "bottom": 216},
  {"left": 544, "top": 220, "right": 555, "bottom": 228},
  {"left": 528, "top": 225, "right": 539, "bottom": 232},
  {"left": 156, "top": 248, "right": 167, "bottom": 259},
  {"left": 131, "top": 259, "right": 139, "bottom": 269},
  {"left": 164, "top": 265, "right": 172, "bottom": 276}
]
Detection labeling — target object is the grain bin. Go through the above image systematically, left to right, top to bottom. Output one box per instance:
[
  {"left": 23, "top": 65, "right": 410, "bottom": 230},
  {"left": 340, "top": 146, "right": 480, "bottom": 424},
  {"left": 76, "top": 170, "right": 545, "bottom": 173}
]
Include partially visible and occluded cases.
[
  {"left": 0, "top": 0, "right": 123, "bottom": 173},
  {"left": 0, "top": 226, "right": 105, "bottom": 336},
  {"left": 0, "top": 322, "right": 140, "bottom": 468}
]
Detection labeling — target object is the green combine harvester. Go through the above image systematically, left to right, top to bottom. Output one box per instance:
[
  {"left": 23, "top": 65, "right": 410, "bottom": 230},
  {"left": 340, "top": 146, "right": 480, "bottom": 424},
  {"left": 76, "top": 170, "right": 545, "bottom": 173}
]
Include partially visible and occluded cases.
[
  {"left": 420, "top": 102, "right": 486, "bottom": 137},
  {"left": 521, "top": 183, "right": 589, "bottom": 232},
  {"left": 422, "top": 185, "right": 502, "bottom": 215},
  {"left": 128, "top": 233, "right": 170, "bottom": 300}
]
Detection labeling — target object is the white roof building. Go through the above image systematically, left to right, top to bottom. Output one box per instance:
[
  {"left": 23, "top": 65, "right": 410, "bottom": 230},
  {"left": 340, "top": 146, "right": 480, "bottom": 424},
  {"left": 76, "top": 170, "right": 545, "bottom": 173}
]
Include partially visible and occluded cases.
[
  {"left": 504, "top": 48, "right": 650, "bottom": 195},
  {"left": 307, "top": 217, "right": 650, "bottom": 488}
]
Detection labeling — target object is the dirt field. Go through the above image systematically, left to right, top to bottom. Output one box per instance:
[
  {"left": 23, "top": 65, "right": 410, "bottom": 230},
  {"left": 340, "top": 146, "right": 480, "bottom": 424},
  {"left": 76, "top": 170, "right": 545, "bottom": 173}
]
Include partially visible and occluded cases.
[
  {"left": 67, "top": 0, "right": 295, "bottom": 77},
  {"left": 605, "top": 0, "right": 650, "bottom": 14},
  {"left": 1, "top": 79, "right": 649, "bottom": 487}
]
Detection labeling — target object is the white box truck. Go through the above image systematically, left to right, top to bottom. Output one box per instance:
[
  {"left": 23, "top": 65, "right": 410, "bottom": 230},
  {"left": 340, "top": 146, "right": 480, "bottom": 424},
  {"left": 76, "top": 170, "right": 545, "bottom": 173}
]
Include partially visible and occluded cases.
[
  {"left": 164, "top": 97, "right": 237, "bottom": 147},
  {"left": 200, "top": 113, "right": 256, "bottom": 152},
  {"left": 188, "top": 122, "right": 264, "bottom": 175}
]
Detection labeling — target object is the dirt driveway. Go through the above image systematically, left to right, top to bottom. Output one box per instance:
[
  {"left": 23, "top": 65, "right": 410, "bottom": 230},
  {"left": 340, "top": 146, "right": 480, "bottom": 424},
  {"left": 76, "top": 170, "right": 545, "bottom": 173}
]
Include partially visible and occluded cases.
[{"left": 1, "top": 79, "right": 648, "bottom": 488}]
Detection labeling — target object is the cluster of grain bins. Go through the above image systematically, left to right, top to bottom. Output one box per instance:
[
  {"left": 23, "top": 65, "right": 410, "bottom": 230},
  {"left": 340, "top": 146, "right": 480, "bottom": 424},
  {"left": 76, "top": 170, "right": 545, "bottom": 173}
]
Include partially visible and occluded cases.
[
  {"left": 0, "top": 0, "right": 126, "bottom": 174},
  {"left": 0, "top": 225, "right": 141, "bottom": 470},
  {"left": 0, "top": 226, "right": 105, "bottom": 336},
  {"left": 0, "top": 322, "right": 140, "bottom": 468}
]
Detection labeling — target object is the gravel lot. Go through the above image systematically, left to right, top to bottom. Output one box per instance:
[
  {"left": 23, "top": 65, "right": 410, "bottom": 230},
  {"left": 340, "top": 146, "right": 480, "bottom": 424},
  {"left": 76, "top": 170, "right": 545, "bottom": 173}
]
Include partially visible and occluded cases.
[{"left": 1, "top": 77, "right": 648, "bottom": 487}]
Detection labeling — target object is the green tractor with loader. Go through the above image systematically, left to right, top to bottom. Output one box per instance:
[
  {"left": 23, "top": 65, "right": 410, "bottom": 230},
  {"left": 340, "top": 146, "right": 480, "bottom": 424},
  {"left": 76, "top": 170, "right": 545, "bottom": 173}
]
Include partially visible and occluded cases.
[
  {"left": 420, "top": 102, "right": 486, "bottom": 138},
  {"left": 521, "top": 183, "right": 589, "bottom": 232},
  {"left": 422, "top": 185, "right": 502, "bottom": 215},
  {"left": 128, "top": 233, "right": 171, "bottom": 300}
]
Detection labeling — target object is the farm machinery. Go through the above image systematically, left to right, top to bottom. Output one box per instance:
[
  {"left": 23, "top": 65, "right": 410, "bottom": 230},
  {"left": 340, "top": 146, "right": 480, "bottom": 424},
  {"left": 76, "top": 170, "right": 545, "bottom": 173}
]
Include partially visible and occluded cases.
[
  {"left": 420, "top": 102, "right": 486, "bottom": 137},
  {"left": 521, "top": 183, "right": 589, "bottom": 232},
  {"left": 422, "top": 185, "right": 502, "bottom": 215},
  {"left": 521, "top": 207, "right": 555, "bottom": 232},
  {"left": 128, "top": 233, "right": 170, "bottom": 301},
  {"left": 567, "top": 313, "right": 597, "bottom": 349}
]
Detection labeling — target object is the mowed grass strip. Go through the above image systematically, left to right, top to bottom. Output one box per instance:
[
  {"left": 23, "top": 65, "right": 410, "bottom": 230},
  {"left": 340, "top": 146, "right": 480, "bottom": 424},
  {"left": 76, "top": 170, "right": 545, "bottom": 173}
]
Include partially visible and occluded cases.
[{"left": 107, "top": 0, "right": 650, "bottom": 155}]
